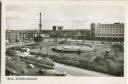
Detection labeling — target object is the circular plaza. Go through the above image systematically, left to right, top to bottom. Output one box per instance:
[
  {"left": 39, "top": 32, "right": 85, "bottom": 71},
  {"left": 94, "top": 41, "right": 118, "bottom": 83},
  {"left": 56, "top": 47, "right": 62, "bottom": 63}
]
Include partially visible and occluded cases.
[{"left": 52, "top": 44, "right": 94, "bottom": 52}]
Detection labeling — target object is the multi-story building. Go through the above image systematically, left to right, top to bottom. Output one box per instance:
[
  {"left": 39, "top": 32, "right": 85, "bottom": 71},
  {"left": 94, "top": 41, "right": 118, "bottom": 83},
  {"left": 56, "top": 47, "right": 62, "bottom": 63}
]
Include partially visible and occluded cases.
[
  {"left": 91, "top": 23, "right": 124, "bottom": 41},
  {"left": 52, "top": 26, "right": 63, "bottom": 31}
]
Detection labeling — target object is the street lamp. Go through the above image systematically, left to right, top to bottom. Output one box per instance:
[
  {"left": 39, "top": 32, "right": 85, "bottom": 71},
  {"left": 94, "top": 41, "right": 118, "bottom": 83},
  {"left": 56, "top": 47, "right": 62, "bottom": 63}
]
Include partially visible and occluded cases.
[{"left": 47, "top": 45, "right": 49, "bottom": 57}]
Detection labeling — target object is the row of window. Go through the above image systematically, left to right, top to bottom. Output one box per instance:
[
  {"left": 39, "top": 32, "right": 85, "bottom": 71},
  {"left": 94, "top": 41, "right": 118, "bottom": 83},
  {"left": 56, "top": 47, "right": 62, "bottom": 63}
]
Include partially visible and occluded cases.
[
  {"left": 96, "top": 25, "right": 124, "bottom": 28},
  {"left": 96, "top": 27, "right": 123, "bottom": 29},
  {"left": 96, "top": 29, "right": 124, "bottom": 31},
  {"left": 96, "top": 30, "right": 124, "bottom": 33},
  {"left": 96, "top": 31, "right": 124, "bottom": 33},
  {"left": 95, "top": 34, "right": 124, "bottom": 36}
]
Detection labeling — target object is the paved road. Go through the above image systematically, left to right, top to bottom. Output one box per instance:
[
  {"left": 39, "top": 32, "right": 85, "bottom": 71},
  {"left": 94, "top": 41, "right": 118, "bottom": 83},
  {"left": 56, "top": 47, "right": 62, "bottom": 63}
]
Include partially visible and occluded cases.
[{"left": 54, "top": 63, "right": 113, "bottom": 77}]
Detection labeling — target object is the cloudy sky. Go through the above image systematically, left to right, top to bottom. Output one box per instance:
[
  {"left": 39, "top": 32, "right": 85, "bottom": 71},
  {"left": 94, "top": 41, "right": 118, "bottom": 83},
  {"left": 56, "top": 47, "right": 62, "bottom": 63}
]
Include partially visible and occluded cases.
[{"left": 6, "top": 5, "right": 124, "bottom": 30}]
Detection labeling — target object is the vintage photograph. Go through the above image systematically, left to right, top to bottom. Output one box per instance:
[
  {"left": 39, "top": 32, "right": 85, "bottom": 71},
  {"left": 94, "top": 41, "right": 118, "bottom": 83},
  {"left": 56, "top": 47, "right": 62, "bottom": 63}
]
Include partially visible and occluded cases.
[{"left": 5, "top": 5, "right": 124, "bottom": 77}]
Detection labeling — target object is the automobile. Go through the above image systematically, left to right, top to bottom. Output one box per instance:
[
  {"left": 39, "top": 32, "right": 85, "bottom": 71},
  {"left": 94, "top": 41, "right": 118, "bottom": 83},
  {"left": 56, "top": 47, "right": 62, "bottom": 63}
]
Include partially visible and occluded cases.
[
  {"left": 38, "top": 69, "right": 45, "bottom": 74},
  {"left": 38, "top": 69, "right": 68, "bottom": 76},
  {"left": 54, "top": 72, "right": 67, "bottom": 76}
]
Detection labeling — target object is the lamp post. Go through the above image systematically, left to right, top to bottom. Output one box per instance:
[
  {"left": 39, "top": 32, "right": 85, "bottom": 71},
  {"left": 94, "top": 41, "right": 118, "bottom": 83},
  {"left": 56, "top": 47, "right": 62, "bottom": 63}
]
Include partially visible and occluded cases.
[{"left": 47, "top": 44, "right": 49, "bottom": 57}]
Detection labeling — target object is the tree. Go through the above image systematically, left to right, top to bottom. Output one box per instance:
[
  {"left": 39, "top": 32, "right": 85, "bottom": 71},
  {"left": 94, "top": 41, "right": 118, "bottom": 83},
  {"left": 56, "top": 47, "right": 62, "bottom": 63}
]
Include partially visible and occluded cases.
[
  {"left": 34, "top": 35, "right": 43, "bottom": 45},
  {"left": 111, "top": 44, "right": 124, "bottom": 52},
  {"left": 6, "top": 49, "right": 16, "bottom": 56},
  {"left": 77, "top": 49, "right": 81, "bottom": 55},
  {"left": 104, "top": 51, "right": 109, "bottom": 58}
]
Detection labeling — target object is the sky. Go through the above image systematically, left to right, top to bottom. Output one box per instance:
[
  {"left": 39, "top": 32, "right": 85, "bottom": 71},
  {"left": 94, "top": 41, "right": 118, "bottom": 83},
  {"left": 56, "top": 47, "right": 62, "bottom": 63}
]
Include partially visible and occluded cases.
[{"left": 6, "top": 5, "right": 124, "bottom": 30}]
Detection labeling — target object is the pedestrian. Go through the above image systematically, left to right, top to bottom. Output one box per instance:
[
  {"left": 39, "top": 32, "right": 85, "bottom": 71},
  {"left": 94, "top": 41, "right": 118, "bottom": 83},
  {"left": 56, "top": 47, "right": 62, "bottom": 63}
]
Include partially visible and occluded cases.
[{"left": 77, "top": 49, "right": 81, "bottom": 55}]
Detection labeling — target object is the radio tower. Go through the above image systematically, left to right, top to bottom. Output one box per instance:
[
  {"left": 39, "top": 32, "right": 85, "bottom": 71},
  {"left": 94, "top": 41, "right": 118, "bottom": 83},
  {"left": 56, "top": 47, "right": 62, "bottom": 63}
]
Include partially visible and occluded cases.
[{"left": 39, "top": 12, "right": 42, "bottom": 34}]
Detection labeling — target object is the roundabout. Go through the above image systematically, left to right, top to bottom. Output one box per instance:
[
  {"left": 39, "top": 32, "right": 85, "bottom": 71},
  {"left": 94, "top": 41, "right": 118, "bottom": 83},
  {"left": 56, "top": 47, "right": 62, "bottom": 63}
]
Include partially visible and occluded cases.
[{"left": 52, "top": 44, "right": 94, "bottom": 52}]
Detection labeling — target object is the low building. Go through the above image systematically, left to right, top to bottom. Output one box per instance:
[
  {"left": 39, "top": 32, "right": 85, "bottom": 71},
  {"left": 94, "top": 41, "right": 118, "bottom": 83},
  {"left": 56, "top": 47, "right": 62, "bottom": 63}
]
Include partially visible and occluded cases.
[{"left": 6, "top": 30, "right": 20, "bottom": 43}]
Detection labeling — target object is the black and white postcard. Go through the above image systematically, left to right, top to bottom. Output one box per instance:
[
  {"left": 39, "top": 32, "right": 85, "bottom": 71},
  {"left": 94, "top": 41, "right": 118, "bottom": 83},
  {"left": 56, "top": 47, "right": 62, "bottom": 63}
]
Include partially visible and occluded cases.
[{"left": 1, "top": 1, "right": 127, "bottom": 84}]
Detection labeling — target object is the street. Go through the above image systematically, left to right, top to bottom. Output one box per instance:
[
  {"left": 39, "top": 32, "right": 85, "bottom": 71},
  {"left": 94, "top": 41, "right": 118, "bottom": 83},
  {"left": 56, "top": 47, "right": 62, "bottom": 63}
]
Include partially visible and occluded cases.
[{"left": 54, "top": 63, "right": 112, "bottom": 77}]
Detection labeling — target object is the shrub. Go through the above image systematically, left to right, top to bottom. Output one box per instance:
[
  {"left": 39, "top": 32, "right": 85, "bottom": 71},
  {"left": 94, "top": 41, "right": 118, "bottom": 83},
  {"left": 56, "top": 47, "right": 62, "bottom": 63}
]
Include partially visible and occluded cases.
[
  {"left": 34, "top": 35, "right": 43, "bottom": 44},
  {"left": 111, "top": 44, "right": 124, "bottom": 52},
  {"left": 10, "top": 46, "right": 23, "bottom": 51},
  {"left": 6, "top": 49, "right": 16, "bottom": 56}
]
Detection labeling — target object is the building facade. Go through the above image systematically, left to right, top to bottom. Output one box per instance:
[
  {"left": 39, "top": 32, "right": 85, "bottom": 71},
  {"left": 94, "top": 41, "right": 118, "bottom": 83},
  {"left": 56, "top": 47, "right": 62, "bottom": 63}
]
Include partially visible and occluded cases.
[
  {"left": 90, "top": 23, "right": 96, "bottom": 40},
  {"left": 91, "top": 23, "right": 124, "bottom": 41},
  {"left": 6, "top": 29, "right": 90, "bottom": 43},
  {"left": 6, "top": 30, "right": 20, "bottom": 43}
]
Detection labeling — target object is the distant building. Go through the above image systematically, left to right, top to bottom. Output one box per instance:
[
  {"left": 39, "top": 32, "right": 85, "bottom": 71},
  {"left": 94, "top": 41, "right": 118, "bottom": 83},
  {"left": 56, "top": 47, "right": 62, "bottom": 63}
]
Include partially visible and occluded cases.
[
  {"left": 90, "top": 23, "right": 96, "bottom": 39},
  {"left": 91, "top": 23, "right": 124, "bottom": 41},
  {"left": 52, "top": 26, "right": 63, "bottom": 31},
  {"left": 52, "top": 26, "right": 57, "bottom": 31},
  {"left": 58, "top": 26, "right": 63, "bottom": 31},
  {"left": 6, "top": 29, "right": 91, "bottom": 43},
  {"left": 6, "top": 30, "right": 20, "bottom": 43},
  {"left": 6, "top": 30, "right": 49, "bottom": 43},
  {"left": 72, "top": 30, "right": 90, "bottom": 40},
  {"left": 20, "top": 31, "right": 49, "bottom": 42},
  {"left": 20, "top": 31, "right": 40, "bottom": 42},
  {"left": 41, "top": 34, "right": 49, "bottom": 38}
]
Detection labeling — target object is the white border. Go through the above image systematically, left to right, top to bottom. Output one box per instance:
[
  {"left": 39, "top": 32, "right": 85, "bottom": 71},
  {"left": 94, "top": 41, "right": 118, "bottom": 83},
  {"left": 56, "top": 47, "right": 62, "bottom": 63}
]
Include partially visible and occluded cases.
[
  {"left": 1, "top": 0, "right": 6, "bottom": 83},
  {"left": 2, "top": 1, "right": 127, "bottom": 84},
  {"left": 6, "top": 1, "right": 128, "bottom": 5}
]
